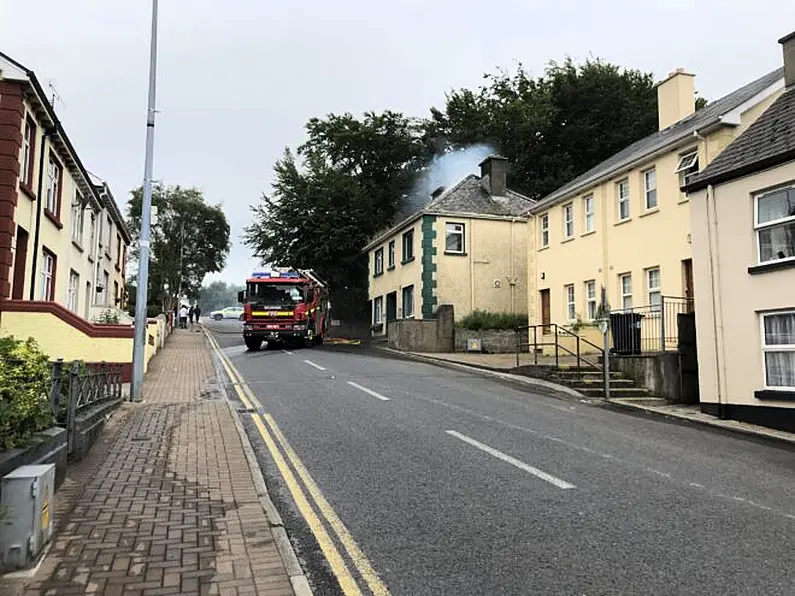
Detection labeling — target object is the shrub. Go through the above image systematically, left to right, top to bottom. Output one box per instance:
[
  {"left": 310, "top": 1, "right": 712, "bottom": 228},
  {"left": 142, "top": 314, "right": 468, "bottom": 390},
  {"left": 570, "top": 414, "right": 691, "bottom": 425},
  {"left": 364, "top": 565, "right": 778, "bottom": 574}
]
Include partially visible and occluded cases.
[
  {"left": 96, "top": 308, "right": 120, "bottom": 325},
  {"left": 458, "top": 310, "right": 528, "bottom": 331},
  {"left": 0, "top": 336, "right": 54, "bottom": 450}
]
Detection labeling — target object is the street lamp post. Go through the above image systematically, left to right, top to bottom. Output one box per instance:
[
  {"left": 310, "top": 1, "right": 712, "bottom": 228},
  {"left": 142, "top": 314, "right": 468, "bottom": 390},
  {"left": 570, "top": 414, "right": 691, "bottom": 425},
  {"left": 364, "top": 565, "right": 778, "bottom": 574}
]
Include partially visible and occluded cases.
[{"left": 131, "top": 0, "right": 159, "bottom": 402}]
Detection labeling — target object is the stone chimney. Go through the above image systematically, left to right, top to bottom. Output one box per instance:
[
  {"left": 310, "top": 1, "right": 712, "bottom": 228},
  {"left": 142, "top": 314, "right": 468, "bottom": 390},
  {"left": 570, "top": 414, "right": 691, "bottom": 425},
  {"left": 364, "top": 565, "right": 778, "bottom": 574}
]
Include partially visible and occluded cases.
[
  {"left": 780, "top": 31, "right": 795, "bottom": 88},
  {"left": 656, "top": 68, "right": 695, "bottom": 130},
  {"left": 479, "top": 155, "right": 508, "bottom": 197},
  {"left": 431, "top": 185, "right": 445, "bottom": 199}
]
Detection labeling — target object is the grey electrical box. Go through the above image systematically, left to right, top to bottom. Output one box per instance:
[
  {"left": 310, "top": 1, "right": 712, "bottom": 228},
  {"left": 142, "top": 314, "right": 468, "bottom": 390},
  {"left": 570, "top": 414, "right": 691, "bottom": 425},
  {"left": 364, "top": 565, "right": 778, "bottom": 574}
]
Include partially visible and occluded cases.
[{"left": 0, "top": 464, "right": 55, "bottom": 570}]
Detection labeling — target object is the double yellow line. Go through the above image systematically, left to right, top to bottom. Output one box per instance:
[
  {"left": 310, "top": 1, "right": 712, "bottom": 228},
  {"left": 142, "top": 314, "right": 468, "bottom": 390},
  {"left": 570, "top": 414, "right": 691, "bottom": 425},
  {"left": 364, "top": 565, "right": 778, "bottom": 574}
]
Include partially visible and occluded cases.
[{"left": 204, "top": 331, "right": 389, "bottom": 596}]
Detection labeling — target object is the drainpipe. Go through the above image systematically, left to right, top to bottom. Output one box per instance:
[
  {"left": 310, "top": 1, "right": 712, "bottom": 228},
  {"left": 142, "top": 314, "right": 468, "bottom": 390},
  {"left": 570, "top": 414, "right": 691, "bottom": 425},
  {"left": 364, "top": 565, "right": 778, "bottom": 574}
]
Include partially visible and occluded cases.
[
  {"left": 29, "top": 126, "right": 55, "bottom": 300},
  {"left": 704, "top": 183, "right": 726, "bottom": 419},
  {"left": 469, "top": 223, "right": 475, "bottom": 313}
]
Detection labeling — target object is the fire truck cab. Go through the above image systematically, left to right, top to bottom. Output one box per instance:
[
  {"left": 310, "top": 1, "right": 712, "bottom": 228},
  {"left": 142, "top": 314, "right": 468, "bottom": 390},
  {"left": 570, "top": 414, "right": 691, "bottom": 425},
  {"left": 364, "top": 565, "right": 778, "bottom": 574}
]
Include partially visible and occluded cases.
[{"left": 238, "top": 269, "right": 330, "bottom": 351}]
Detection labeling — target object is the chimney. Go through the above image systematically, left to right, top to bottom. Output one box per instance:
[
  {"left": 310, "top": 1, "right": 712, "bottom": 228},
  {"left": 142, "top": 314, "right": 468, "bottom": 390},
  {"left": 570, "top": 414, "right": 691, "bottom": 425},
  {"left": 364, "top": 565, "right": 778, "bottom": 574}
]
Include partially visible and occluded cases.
[
  {"left": 780, "top": 31, "right": 795, "bottom": 88},
  {"left": 656, "top": 68, "right": 695, "bottom": 130},
  {"left": 479, "top": 154, "right": 508, "bottom": 197},
  {"left": 431, "top": 185, "right": 445, "bottom": 199}
]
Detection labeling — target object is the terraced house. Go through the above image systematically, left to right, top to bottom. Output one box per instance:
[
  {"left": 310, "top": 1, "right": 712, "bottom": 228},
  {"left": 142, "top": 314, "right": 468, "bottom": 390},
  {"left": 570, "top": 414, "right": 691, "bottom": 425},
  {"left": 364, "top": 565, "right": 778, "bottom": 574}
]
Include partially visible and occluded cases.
[
  {"left": 0, "top": 51, "right": 133, "bottom": 370},
  {"left": 527, "top": 63, "right": 786, "bottom": 352},
  {"left": 365, "top": 156, "right": 534, "bottom": 335}
]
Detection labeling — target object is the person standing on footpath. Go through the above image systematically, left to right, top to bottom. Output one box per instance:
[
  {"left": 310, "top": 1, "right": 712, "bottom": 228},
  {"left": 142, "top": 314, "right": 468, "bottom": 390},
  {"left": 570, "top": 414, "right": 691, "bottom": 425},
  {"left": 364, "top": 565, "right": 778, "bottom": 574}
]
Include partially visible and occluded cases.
[
  {"left": 179, "top": 304, "right": 188, "bottom": 329},
  {"left": 193, "top": 305, "right": 202, "bottom": 331}
]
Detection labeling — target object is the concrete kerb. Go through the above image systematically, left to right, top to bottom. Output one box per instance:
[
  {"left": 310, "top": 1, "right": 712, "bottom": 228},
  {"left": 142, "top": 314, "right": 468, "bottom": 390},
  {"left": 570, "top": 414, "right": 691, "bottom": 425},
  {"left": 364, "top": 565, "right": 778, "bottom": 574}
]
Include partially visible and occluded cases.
[
  {"left": 202, "top": 330, "right": 313, "bottom": 596},
  {"left": 381, "top": 348, "right": 586, "bottom": 401}
]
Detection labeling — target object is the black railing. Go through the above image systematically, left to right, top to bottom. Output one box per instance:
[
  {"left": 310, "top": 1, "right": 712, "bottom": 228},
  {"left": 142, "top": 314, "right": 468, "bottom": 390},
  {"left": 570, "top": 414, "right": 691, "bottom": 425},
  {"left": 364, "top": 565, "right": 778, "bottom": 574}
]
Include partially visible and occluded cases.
[
  {"left": 609, "top": 296, "right": 693, "bottom": 354},
  {"left": 515, "top": 323, "right": 604, "bottom": 372},
  {"left": 49, "top": 360, "right": 123, "bottom": 453}
]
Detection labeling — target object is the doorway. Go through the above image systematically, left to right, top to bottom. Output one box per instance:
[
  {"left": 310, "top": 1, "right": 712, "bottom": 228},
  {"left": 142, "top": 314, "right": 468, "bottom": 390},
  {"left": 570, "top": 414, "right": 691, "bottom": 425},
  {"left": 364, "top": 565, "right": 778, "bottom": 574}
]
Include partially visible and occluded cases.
[
  {"left": 11, "top": 226, "right": 28, "bottom": 300},
  {"left": 682, "top": 259, "right": 694, "bottom": 311},
  {"left": 539, "top": 289, "right": 551, "bottom": 334},
  {"left": 386, "top": 291, "right": 397, "bottom": 323}
]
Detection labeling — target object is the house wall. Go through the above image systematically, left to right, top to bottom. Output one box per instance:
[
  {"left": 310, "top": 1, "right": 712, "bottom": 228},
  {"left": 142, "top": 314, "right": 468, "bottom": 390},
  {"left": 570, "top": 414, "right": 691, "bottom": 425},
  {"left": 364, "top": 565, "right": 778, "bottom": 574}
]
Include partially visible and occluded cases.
[
  {"left": 528, "top": 94, "right": 782, "bottom": 340},
  {"left": 690, "top": 161, "right": 795, "bottom": 430}
]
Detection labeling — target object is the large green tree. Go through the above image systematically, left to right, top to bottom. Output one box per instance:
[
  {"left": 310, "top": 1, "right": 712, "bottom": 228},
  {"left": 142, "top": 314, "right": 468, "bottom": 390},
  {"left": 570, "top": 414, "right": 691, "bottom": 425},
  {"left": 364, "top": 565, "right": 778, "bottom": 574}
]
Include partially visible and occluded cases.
[{"left": 127, "top": 184, "right": 230, "bottom": 313}]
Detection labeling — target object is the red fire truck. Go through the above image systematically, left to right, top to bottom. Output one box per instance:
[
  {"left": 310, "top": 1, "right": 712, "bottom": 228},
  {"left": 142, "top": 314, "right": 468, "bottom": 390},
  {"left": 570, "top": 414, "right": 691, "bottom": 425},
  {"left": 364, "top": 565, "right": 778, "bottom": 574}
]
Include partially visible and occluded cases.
[{"left": 238, "top": 269, "right": 330, "bottom": 350}]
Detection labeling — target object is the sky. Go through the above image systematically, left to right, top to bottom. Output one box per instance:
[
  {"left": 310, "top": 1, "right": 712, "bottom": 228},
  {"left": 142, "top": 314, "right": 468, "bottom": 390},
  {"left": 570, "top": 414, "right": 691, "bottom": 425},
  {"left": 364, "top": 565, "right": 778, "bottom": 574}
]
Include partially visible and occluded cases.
[{"left": 2, "top": 0, "right": 794, "bottom": 284}]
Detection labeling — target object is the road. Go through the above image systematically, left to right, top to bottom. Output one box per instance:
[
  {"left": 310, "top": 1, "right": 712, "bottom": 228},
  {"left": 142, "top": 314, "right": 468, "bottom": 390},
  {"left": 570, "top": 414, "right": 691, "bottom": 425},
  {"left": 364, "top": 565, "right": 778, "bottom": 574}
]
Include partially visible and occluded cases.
[{"left": 205, "top": 320, "right": 795, "bottom": 596}]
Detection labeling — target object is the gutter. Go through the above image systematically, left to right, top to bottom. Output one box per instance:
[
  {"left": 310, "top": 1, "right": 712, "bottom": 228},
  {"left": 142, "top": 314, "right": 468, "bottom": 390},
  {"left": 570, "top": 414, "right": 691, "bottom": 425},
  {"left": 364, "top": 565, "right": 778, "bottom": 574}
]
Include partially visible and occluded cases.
[{"left": 29, "top": 126, "right": 56, "bottom": 300}]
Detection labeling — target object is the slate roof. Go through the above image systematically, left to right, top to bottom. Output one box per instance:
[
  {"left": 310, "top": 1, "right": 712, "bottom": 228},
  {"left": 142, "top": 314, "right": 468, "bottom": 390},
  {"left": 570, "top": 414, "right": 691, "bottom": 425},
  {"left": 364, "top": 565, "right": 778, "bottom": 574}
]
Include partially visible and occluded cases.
[
  {"left": 532, "top": 67, "right": 784, "bottom": 211},
  {"left": 684, "top": 87, "right": 795, "bottom": 192},
  {"left": 364, "top": 174, "right": 534, "bottom": 250}
]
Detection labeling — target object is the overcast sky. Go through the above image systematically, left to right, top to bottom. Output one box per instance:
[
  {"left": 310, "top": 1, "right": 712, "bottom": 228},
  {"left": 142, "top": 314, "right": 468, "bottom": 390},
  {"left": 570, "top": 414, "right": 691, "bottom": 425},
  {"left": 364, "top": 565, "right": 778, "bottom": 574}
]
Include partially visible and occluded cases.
[{"left": 2, "top": 1, "right": 793, "bottom": 284}]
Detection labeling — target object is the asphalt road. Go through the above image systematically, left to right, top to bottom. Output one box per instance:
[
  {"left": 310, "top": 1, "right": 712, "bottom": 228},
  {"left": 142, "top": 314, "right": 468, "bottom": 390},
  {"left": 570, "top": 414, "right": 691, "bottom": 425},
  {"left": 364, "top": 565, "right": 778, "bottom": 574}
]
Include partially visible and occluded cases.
[{"left": 206, "top": 320, "right": 795, "bottom": 596}]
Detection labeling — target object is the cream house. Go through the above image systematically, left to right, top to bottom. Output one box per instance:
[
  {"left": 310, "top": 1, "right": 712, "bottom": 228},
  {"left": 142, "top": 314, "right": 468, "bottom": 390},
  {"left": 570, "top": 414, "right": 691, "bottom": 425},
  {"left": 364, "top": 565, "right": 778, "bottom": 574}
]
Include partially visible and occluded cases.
[
  {"left": 682, "top": 32, "right": 795, "bottom": 432},
  {"left": 0, "top": 50, "right": 130, "bottom": 323},
  {"left": 527, "top": 64, "right": 785, "bottom": 351},
  {"left": 364, "top": 156, "right": 534, "bottom": 334}
]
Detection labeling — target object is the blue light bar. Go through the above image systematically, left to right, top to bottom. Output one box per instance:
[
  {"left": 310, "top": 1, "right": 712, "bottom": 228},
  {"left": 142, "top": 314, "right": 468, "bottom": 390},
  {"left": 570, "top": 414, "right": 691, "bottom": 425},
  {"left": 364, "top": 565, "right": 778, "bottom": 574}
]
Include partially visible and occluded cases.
[
  {"left": 251, "top": 271, "right": 271, "bottom": 277},
  {"left": 281, "top": 271, "right": 301, "bottom": 278}
]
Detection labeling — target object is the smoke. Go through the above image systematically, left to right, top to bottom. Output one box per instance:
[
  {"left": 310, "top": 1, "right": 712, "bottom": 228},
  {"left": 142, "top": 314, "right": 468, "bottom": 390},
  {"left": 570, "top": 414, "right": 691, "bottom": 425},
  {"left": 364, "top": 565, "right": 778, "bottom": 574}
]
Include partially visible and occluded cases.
[{"left": 395, "top": 144, "right": 496, "bottom": 222}]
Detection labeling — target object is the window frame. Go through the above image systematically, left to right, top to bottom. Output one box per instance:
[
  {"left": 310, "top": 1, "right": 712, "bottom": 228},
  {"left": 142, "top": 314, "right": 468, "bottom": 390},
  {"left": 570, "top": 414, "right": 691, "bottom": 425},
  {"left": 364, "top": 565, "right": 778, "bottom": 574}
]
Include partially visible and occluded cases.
[
  {"left": 21, "top": 116, "right": 36, "bottom": 189},
  {"left": 675, "top": 149, "right": 700, "bottom": 188},
  {"left": 45, "top": 154, "right": 62, "bottom": 218},
  {"left": 643, "top": 168, "right": 657, "bottom": 210},
  {"left": 617, "top": 178, "right": 630, "bottom": 221},
  {"left": 754, "top": 187, "right": 795, "bottom": 265},
  {"left": 71, "top": 191, "right": 85, "bottom": 245},
  {"left": 583, "top": 195, "right": 595, "bottom": 233},
  {"left": 562, "top": 203, "right": 574, "bottom": 238},
  {"left": 540, "top": 213, "right": 549, "bottom": 247},
  {"left": 445, "top": 222, "right": 466, "bottom": 254},
  {"left": 402, "top": 229, "right": 414, "bottom": 263},
  {"left": 387, "top": 240, "right": 396, "bottom": 269},
  {"left": 374, "top": 247, "right": 384, "bottom": 276},
  {"left": 40, "top": 248, "right": 56, "bottom": 301},
  {"left": 646, "top": 267, "right": 661, "bottom": 311},
  {"left": 67, "top": 270, "right": 79, "bottom": 313},
  {"left": 619, "top": 273, "right": 632, "bottom": 311},
  {"left": 585, "top": 280, "right": 597, "bottom": 321},
  {"left": 401, "top": 284, "right": 414, "bottom": 318},
  {"left": 565, "top": 284, "right": 575, "bottom": 322},
  {"left": 373, "top": 296, "right": 383, "bottom": 325},
  {"left": 760, "top": 311, "right": 795, "bottom": 391}
]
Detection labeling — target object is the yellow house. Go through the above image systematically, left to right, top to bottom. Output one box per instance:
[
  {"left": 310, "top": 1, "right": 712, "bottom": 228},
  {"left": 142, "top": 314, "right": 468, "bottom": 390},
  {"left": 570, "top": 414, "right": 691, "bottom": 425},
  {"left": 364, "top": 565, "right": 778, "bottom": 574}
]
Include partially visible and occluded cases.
[
  {"left": 682, "top": 32, "right": 795, "bottom": 432},
  {"left": 0, "top": 50, "right": 136, "bottom": 376},
  {"left": 527, "top": 64, "right": 785, "bottom": 353},
  {"left": 364, "top": 156, "right": 534, "bottom": 335}
]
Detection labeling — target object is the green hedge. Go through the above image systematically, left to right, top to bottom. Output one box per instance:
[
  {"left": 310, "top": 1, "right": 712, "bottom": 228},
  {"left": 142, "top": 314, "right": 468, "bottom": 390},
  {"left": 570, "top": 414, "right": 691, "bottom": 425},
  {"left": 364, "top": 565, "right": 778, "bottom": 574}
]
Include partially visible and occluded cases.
[
  {"left": 458, "top": 310, "right": 528, "bottom": 331},
  {"left": 0, "top": 337, "right": 54, "bottom": 450}
]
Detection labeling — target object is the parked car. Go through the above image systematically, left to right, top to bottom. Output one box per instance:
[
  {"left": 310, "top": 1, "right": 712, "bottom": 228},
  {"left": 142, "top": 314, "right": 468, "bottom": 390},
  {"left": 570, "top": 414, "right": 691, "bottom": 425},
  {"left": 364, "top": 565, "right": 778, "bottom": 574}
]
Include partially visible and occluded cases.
[{"left": 210, "top": 306, "right": 244, "bottom": 321}]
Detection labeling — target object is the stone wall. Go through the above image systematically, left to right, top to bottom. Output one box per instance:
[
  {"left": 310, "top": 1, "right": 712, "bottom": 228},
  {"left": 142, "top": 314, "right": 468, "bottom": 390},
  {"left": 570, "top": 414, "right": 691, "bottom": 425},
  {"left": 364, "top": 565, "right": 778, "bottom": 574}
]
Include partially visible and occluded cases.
[
  {"left": 387, "top": 304, "right": 455, "bottom": 352},
  {"left": 455, "top": 328, "right": 525, "bottom": 353}
]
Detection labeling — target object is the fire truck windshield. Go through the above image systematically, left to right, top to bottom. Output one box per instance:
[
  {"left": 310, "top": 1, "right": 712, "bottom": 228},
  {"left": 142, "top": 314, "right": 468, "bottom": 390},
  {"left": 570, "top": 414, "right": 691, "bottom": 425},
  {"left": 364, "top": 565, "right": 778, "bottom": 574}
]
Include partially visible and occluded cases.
[{"left": 247, "top": 283, "right": 304, "bottom": 306}]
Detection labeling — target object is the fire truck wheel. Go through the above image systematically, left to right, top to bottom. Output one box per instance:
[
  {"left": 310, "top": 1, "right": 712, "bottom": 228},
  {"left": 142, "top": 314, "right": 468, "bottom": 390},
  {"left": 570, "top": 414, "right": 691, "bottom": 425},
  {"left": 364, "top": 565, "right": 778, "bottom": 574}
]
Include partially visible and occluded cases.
[
  {"left": 313, "top": 335, "right": 323, "bottom": 345},
  {"left": 244, "top": 337, "right": 262, "bottom": 351}
]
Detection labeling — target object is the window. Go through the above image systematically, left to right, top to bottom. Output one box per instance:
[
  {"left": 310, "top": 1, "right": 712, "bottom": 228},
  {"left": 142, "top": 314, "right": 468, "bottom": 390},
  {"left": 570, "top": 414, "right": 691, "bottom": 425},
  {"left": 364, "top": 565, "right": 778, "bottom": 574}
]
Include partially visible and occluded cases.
[
  {"left": 21, "top": 117, "right": 36, "bottom": 188},
  {"left": 675, "top": 150, "right": 699, "bottom": 188},
  {"left": 46, "top": 155, "right": 61, "bottom": 216},
  {"left": 643, "top": 168, "right": 657, "bottom": 210},
  {"left": 617, "top": 178, "right": 630, "bottom": 221},
  {"left": 755, "top": 187, "right": 795, "bottom": 264},
  {"left": 71, "top": 192, "right": 85, "bottom": 244},
  {"left": 583, "top": 195, "right": 594, "bottom": 233},
  {"left": 563, "top": 203, "right": 574, "bottom": 238},
  {"left": 89, "top": 213, "right": 97, "bottom": 259},
  {"left": 540, "top": 213, "right": 549, "bottom": 247},
  {"left": 105, "top": 216, "right": 113, "bottom": 255},
  {"left": 445, "top": 222, "right": 465, "bottom": 254},
  {"left": 402, "top": 229, "right": 414, "bottom": 262},
  {"left": 116, "top": 234, "right": 122, "bottom": 267},
  {"left": 387, "top": 240, "right": 395, "bottom": 269},
  {"left": 374, "top": 247, "right": 384, "bottom": 276},
  {"left": 40, "top": 249, "right": 56, "bottom": 301},
  {"left": 646, "top": 267, "right": 661, "bottom": 310},
  {"left": 67, "top": 270, "right": 79, "bottom": 313},
  {"left": 102, "top": 270, "right": 110, "bottom": 306},
  {"left": 620, "top": 273, "right": 632, "bottom": 311},
  {"left": 585, "top": 280, "right": 597, "bottom": 320},
  {"left": 113, "top": 281, "right": 119, "bottom": 305},
  {"left": 565, "top": 284, "right": 575, "bottom": 321},
  {"left": 402, "top": 285, "right": 414, "bottom": 318},
  {"left": 373, "top": 296, "right": 383, "bottom": 325},
  {"left": 761, "top": 312, "right": 795, "bottom": 389}
]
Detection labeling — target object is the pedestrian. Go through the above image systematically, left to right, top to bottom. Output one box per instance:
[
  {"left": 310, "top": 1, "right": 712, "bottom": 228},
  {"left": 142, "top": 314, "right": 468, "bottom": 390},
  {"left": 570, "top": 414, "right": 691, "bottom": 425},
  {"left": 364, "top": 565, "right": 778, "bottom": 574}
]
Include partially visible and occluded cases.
[
  {"left": 179, "top": 304, "right": 188, "bottom": 329},
  {"left": 193, "top": 305, "right": 202, "bottom": 331},
  {"left": 188, "top": 306, "right": 195, "bottom": 326}
]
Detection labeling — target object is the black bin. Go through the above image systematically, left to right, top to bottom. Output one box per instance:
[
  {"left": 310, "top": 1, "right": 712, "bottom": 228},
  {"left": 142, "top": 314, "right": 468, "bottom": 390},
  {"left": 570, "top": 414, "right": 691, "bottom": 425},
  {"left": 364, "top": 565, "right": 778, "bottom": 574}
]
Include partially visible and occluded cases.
[{"left": 610, "top": 312, "right": 644, "bottom": 355}]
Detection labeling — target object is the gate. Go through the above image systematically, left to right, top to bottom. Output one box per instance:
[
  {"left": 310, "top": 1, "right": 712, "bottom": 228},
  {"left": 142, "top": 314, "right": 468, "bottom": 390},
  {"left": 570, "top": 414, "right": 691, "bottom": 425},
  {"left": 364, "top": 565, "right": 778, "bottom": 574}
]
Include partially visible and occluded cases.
[{"left": 677, "top": 313, "right": 699, "bottom": 404}]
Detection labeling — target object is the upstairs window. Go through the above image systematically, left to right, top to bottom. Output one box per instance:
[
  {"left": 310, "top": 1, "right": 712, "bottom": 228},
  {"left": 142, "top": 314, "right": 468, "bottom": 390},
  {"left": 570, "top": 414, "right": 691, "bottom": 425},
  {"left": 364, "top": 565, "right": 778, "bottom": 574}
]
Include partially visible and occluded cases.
[
  {"left": 21, "top": 117, "right": 36, "bottom": 188},
  {"left": 675, "top": 150, "right": 699, "bottom": 188},
  {"left": 46, "top": 155, "right": 62, "bottom": 217},
  {"left": 644, "top": 168, "right": 657, "bottom": 210},
  {"left": 617, "top": 179, "right": 630, "bottom": 221},
  {"left": 755, "top": 187, "right": 795, "bottom": 264},
  {"left": 71, "top": 192, "right": 85, "bottom": 244},
  {"left": 583, "top": 195, "right": 595, "bottom": 233},
  {"left": 563, "top": 203, "right": 574, "bottom": 238},
  {"left": 540, "top": 213, "right": 549, "bottom": 247},
  {"left": 445, "top": 223, "right": 465, "bottom": 254},
  {"left": 402, "top": 229, "right": 414, "bottom": 262},
  {"left": 388, "top": 240, "right": 395, "bottom": 269},
  {"left": 374, "top": 247, "right": 384, "bottom": 276}
]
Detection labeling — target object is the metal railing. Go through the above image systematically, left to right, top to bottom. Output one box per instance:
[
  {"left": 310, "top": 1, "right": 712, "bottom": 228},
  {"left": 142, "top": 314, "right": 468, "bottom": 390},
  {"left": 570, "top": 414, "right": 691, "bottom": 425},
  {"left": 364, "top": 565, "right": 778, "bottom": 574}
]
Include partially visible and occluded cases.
[
  {"left": 609, "top": 296, "right": 693, "bottom": 354},
  {"left": 515, "top": 323, "right": 604, "bottom": 371},
  {"left": 49, "top": 360, "right": 123, "bottom": 453}
]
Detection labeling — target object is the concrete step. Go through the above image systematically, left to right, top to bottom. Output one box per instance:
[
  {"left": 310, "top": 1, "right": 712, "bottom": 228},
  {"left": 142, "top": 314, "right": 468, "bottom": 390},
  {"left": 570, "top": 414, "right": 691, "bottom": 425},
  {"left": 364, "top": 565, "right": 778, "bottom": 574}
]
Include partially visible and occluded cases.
[
  {"left": 554, "top": 371, "right": 625, "bottom": 381},
  {"left": 574, "top": 378, "right": 636, "bottom": 387},
  {"left": 577, "top": 387, "right": 651, "bottom": 398}
]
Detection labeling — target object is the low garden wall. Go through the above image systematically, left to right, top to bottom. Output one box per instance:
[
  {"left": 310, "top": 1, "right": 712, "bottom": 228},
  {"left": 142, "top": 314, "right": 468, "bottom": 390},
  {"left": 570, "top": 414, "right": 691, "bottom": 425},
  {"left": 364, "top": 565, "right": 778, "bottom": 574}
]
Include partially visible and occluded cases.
[
  {"left": 387, "top": 305, "right": 455, "bottom": 352},
  {"left": 455, "top": 328, "right": 524, "bottom": 353}
]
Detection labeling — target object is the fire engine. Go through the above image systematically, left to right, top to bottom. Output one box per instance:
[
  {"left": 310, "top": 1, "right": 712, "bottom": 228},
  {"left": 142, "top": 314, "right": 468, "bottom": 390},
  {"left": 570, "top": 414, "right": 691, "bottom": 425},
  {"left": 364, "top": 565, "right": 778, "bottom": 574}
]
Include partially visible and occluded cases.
[{"left": 238, "top": 269, "right": 330, "bottom": 351}]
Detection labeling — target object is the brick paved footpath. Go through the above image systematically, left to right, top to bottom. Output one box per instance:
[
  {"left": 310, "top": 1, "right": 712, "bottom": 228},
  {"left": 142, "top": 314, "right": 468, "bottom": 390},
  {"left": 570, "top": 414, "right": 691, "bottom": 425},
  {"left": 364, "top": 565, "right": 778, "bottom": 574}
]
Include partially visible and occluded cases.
[{"left": 12, "top": 329, "right": 296, "bottom": 596}]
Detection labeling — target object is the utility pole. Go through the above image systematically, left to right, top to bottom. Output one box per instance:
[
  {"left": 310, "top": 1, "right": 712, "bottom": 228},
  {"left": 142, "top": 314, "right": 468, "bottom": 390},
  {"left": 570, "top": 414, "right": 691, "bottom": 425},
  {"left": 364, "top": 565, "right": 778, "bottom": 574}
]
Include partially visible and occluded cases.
[{"left": 131, "top": 0, "right": 159, "bottom": 402}]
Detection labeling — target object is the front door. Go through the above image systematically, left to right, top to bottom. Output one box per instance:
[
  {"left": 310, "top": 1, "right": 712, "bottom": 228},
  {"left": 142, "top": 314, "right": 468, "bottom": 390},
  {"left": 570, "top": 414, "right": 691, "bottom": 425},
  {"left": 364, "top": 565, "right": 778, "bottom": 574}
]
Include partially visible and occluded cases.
[
  {"left": 11, "top": 226, "right": 28, "bottom": 300},
  {"left": 682, "top": 259, "right": 694, "bottom": 311},
  {"left": 540, "top": 289, "right": 551, "bottom": 334},
  {"left": 386, "top": 291, "right": 397, "bottom": 323}
]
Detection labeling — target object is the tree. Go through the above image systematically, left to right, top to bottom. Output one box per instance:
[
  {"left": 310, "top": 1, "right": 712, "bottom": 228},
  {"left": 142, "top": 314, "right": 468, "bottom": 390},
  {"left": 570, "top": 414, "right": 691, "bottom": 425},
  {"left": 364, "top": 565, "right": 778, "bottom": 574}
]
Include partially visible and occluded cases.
[
  {"left": 127, "top": 184, "right": 231, "bottom": 313},
  {"left": 198, "top": 281, "right": 244, "bottom": 313}
]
